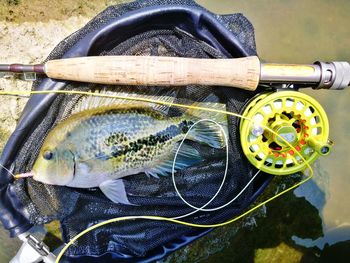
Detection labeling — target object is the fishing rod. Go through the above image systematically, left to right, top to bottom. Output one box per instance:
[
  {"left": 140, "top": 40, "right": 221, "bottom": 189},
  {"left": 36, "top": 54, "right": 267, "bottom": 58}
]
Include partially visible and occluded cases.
[
  {"left": 1, "top": 55, "right": 344, "bottom": 176},
  {"left": 1, "top": 56, "right": 349, "bottom": 90}
]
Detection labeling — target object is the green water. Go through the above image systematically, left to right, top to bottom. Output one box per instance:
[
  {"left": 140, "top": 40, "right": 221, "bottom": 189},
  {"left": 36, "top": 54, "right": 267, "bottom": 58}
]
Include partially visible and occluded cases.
[{"left": 196, "top": 0, "right": 350, "bottom": 262}]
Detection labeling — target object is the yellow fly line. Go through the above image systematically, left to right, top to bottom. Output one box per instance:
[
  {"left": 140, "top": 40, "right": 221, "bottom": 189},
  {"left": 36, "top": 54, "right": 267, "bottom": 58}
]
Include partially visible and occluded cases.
[{"left": 0, "top": 89, "right": 314, "bottom": 263}]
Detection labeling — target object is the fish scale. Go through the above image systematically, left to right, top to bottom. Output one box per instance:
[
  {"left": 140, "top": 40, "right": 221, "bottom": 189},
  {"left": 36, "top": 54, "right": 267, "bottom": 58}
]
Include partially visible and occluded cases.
[{"left": 62, "top": 107, "right": 186, "bottom": 180}]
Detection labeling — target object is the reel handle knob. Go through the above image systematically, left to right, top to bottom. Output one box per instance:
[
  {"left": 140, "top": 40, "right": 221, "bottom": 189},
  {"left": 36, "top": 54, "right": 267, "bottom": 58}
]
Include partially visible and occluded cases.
[{"left": 308, "top": 137, "right": 333, "bottom": 156}]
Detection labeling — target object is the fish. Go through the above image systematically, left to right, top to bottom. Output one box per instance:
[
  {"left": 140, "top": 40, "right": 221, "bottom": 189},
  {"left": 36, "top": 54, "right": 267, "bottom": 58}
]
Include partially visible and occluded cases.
[{"left": 31, "top": 94, "right": 227, "bottom": 205}]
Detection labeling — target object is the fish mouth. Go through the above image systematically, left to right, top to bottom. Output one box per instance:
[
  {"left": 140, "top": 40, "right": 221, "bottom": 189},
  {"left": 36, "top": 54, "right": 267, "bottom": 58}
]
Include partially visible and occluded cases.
[
  {"left": 31, "top": 169, "right": 39, "bottom": 180},
  {"left": 32, "top": 171, "right": 54, "bottom": 185}
]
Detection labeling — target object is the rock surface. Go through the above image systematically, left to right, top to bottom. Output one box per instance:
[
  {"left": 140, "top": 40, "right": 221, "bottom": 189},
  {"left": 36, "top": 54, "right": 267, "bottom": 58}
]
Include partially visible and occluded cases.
[{"left": 0, "top": 1, "right": 111, "bottom": 261}]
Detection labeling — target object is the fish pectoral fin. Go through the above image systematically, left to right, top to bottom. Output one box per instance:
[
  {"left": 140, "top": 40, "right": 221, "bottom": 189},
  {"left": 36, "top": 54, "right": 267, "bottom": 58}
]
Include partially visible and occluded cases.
[
  {"left": 145, "top": 143, "right": 202, "bottom": 178},
  {"left": 77, "top": 161, "right": 92, "bottom": 174},
  {"left": 99, "top": 179, "right": 133, "bottom": 205}
]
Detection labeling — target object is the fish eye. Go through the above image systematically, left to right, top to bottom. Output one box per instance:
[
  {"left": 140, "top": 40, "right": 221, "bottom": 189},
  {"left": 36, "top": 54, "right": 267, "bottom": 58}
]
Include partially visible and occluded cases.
[{"left": 43, "top": 151, "right": 54, "bottom": 160}]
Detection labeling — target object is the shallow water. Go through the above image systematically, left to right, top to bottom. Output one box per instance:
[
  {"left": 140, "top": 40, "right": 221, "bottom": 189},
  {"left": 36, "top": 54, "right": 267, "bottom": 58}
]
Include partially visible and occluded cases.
[
  {"left": 0, "top": 0, "right": 349, "bottom": 262},
  {"left": 196, "top": 0, "right": 350, "bottom": 262}
]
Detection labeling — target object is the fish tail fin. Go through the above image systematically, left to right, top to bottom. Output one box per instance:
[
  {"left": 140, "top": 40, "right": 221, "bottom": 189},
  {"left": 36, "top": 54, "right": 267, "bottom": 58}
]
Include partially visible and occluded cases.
[{"left": 185, "top": 102, "right": 228, "bottom": 149}]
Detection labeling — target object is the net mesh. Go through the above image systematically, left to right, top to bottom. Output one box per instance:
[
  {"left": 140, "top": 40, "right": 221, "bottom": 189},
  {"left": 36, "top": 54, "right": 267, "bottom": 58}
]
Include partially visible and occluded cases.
[{"left": 11, "top": 0, "right": 261, "bottom": 258}]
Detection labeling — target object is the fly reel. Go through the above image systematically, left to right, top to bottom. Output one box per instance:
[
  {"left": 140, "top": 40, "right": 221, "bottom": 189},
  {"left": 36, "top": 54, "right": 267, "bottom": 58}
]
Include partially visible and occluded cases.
[{"left": 240, "top": 91, "right": 333, "bottom": 175}]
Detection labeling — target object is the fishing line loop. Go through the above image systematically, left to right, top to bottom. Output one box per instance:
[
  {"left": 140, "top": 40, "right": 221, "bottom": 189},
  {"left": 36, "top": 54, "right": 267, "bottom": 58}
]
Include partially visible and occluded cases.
[
  {"left": 170, "top": 118, "right": 261, "bottom": 219},
  {"left": 172, "top": 119, "right": 229, "bottom": 215}
]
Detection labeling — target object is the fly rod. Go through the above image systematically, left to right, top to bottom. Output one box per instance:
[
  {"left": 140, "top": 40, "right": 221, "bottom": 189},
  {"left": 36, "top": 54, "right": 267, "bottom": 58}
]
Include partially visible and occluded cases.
[{"left": 0, "top": 56, "right": 349, "bottom": 90}]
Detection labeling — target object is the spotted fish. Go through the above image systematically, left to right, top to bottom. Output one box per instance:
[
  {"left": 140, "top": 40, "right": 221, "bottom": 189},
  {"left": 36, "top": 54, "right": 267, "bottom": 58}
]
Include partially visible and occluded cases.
[{"left": 32, "top": 96, "right": 227, "bottom": 205}]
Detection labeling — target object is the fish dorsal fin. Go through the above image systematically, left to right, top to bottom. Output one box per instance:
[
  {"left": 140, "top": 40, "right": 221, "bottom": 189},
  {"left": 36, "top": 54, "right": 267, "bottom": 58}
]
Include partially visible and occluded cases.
[
  {"left": 71, "top": 87, "right": 176, "bottom": 115},
  {"left": 185, "top": 97, "right": 227, "bottom": 124},
  {"left": 144, "top": 142, "right": 202, "bottom": 179}
]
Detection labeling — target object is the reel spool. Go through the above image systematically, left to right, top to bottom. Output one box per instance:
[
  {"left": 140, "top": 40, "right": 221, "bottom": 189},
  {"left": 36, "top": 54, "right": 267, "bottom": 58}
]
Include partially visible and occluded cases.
[{"left": 240, "top": 91, "right": 333, "bottom": 175}]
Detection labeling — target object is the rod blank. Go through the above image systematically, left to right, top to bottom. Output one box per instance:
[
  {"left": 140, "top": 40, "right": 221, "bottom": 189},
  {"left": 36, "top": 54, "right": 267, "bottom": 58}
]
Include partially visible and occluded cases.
[{"left": 0, "top": 64, "right": 44, "bottom": 74}]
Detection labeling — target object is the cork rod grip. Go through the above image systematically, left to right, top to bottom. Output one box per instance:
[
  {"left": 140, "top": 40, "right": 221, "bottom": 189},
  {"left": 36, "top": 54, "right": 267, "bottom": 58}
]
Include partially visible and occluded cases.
[{"left": 45, "top": 56, "right": 261, "bottom": 90}]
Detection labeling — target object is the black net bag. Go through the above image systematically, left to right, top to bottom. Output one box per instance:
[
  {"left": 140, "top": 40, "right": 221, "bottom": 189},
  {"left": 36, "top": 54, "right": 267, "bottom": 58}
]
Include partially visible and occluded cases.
[{"left": 0, "top": 0, "right": 273, "bottom": 262}]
